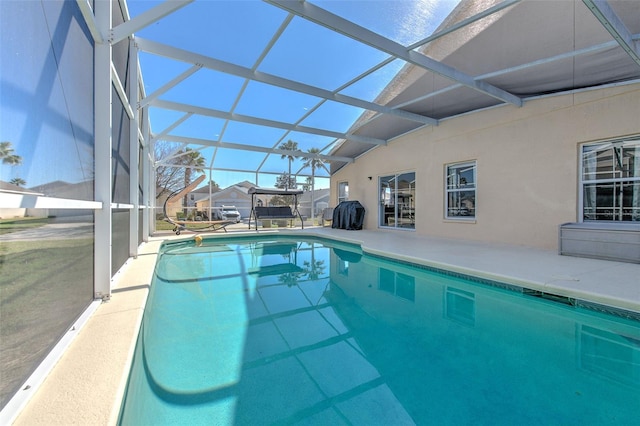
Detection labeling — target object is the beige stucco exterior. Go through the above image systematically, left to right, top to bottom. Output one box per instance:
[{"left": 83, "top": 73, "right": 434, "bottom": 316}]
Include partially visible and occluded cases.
[{"left": 331, "top": 83, "right": 640, "bottom": 250}]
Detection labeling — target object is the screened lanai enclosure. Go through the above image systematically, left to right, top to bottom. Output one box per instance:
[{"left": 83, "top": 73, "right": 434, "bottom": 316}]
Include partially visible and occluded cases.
[{"left": 1, "top": 0, "right": 639, "bottom": 416}]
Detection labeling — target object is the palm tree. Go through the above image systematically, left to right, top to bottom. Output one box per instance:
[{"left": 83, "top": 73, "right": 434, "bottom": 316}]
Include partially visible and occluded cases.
[
  {"left": 279, "top": 139, "right": 299, "bottom": 190},
  {"left": 1, "top": 141, "right": 22, "bottom": 166},
  {"left": 302, "top": 147, "right": 326, "bottom": 219},
  {"left": 180, "top": 148, "right": 206, "bottom": 215},
  {"left": 299, "top": 176, "right": 313, "bottom": 192},
  {"left": 10, "top": 177, "right": 26, "bottom": 187},
  {"left": 303, "top": 259, "right": 326, "bottom": 281},
  {"left": 278, "top": 271, "right": 302, "bottom": 287}
]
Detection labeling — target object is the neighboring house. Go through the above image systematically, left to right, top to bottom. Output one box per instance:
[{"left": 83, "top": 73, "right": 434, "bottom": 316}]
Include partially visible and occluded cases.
[
  {"left": 1, "top": 180, "right": 95, "bottom": 219},
  {"left": 29, "top": 180, "right": 93, "bottom": 201},
  {"left": 35, "top": 180, "right": 98, "bottom": 219},
  {"left": 159, "top": 180, "right": 220, "bottom": 219},
  {"left": 190, "top": 180, "right": 326, "bottom": 220},
  {"left": 234, "top": 180, "right": 257, "bottom": 191},
  {"left": 0, "top": 181, "right": 45, "bottom": 218},
  {"left": 187, "top": 181, "right": 220, "bottom": 209},
  {"left": 194, "top": 181, "right": 253, "bottom": 219},
  {"left": 156, "top": 186, "right": 181, "bottom": 219},
  {"left": 297, "top": 188, "right": 330, "bottom": 219}
]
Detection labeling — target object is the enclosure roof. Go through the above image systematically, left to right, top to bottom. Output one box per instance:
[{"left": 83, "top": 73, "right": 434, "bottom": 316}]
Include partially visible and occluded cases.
[{"left": 125, "top": 0, "right": 640, "bottom": 177}]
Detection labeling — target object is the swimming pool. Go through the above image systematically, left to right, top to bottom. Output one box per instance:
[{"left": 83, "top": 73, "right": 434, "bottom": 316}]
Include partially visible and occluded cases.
[{"left": 118, "top": 235, "right": 640, "bottom": 425}]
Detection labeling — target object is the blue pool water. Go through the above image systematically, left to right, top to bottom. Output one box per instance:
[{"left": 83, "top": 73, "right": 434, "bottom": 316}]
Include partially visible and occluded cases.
[{"left": 119, "top": 236, "right": 640, "bottom": 425}]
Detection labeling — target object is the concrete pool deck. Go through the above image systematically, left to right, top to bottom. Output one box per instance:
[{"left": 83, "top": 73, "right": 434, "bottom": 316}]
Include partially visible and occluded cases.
[{"left": 10, "top": 227, "right": 639, "bottom": 425}]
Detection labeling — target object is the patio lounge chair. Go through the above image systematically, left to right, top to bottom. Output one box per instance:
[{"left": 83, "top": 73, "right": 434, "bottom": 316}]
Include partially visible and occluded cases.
[{"left": 321, "top": 207, "right": 334, "bottom": 226}]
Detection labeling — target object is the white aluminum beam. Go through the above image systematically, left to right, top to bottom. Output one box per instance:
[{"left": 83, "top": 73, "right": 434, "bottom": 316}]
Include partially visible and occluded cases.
[
  {"left": 75, "top": 0, "right": 103, "bottom": 43},
  {"left": 94, "top": 0, "right": 112, "bottom": 300},
  {"left": 110, "top": 0, "right": 194, "bottom": 44},
  {"left": 118, "top": 0, "right": 130, "bottom": 21},
  {"left": 266, "top": 0, "right": 522, "bottom": 107},
  {"left": 582, "top": 0, "right": 640, "bottom": 67},
  {"left": 222, "top": 13, "right": 294, "bottom": 174},
  {"left": 252, "top": 13, "right": 294, "bottom": 70},
  {"left": 135, "top": 38, "right": 437, "bottom": 125},
  {"left": 129, "top": 39, "right": 140, "bottom": 257},
  {"left": 358, "top": 39, "right": 623, "bottom": 129},
  {"left": 137, "top": 57, "right": 148, "bottom": 100},
  {"left": 111, "top": 62, "right": 134, "bottom": 119},
  {"left": 139, "top": 64, "right": 202, "bottom": 109},
  {"left": 152, "top": 98, "right": 387, "bottom": 146},
  {"left": 142, "top": 108, "right": 154, "bottom": 237},
  {"left": 151, "top": 112, "right": 193, "bottom": 142},
  {"left": 159, "top": 134, "right": 354, "bottom": 163},
  {"left": 161, "top": 144, "right": 192, "bottom": 164},
  {"left": 153, "top": 162, "right": 329, "bottom": 178},
  {"left": 164, "top": 164, "right": 325, "bottom": 178},
  {"left": 0, "top": 193, "right": 102, "bottom": 209},
  {"left": 111, "top": 203, "right": 134, "bottom": 209}
]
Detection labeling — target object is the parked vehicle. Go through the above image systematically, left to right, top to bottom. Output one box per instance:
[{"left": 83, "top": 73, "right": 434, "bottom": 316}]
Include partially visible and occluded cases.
[{"left": 220, "top": 205, "right": 241, "bottom": 223}]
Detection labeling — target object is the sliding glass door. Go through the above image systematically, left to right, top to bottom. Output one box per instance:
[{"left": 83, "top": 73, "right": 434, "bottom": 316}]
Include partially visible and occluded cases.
[{"left": 379, "top": 172, "right": 415, "bottom": 229}]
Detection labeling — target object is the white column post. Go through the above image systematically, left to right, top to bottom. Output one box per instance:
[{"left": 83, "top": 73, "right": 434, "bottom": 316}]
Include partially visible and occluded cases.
[
  {"left": 94, "top": 0, "right": 112, "bottom": 299},
  {"left": 129, "top": 38, "right": 140, "bottom": 256},
  {"left": 142, "top": 108, "right": 151, "bottom": 240},
  {"left": 142, "top": 112, "right": 156, "bottom": 236}
]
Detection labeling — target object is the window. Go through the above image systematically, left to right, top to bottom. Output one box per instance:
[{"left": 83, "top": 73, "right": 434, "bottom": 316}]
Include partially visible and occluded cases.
[
  {"left": 581, "top": 138, "right": 640, "bottom": 221},
  {"left": 445, "top": 161, "right": 476, "bottom": 219},
  {"left": 379, "top": 172, "right": 415, "bottom": 229},
  {"left": 338, "top": 181, "right": 349, "bottom": 204},
  {"left": 338, "top": 260, "right": 349, "bottom": 276},
  {"left": 378, "top": 268, "right": 415, "bottom": 302},
  {"left": 444, "top": 287, "right": 475, "bottom": 326},
  {"left": 578, "top": 325, "right": 640, "bottom": 386}
]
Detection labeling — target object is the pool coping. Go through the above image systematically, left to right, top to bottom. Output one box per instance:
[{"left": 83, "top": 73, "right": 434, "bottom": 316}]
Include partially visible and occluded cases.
[{"left": 10, "top": 228, "right": 640, "bottom": 425}]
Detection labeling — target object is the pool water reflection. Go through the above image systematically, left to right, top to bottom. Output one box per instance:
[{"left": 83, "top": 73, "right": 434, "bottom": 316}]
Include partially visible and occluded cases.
[{"left": 119, "top": 236, "right": 640, "bottom": 425}]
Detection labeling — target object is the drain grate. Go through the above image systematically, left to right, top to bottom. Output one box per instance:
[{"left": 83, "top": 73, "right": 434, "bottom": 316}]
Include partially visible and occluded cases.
[{"left": 523, "top": 289, "right": 576, "bottom": 306}]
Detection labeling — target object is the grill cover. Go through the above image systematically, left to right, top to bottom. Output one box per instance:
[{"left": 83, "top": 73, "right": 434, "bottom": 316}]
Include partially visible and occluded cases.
[{"left": 332, "top": 201, "right": 365, "bottom": 230}]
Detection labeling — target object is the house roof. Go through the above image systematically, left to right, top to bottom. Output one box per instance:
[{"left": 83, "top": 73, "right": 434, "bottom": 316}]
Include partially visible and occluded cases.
[
  {"left": 329, "top": 0, "right": 640, "bottom": 172},
  {"left": 27, "top": 180, "right": 92, "bottom": 199},
  {"left": 0, "top": 181, "right": 43, "bottom": 195},
  {"left": 192, "top": 182, "right": 252, "bottom": 203},
  {"left": 190, "top": 184, "right": 220, "bottom": 194},
  {"left": 298, "top": 188, "right": 330, "bottom": 203}
]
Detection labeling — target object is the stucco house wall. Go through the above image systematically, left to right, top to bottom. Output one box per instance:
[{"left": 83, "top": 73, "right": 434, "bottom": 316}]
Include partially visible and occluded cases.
[{"left": 330, "top": 83, "right": 640, "bottom": 250}]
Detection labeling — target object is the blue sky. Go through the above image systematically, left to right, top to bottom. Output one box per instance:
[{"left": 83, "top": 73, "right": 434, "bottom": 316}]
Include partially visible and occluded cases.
[
  {"left": 1, "top": 0, "right": 458, "bottom": 190},
  {"left": 127, "top": 0, "right": 459, "bottom": 190}
]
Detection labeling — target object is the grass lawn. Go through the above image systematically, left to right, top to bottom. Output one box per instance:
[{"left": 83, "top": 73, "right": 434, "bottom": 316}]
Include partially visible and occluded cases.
[
  {"left": 0, "top": 217, "right": 48, "bottom": 235},
  {"left": 155, "top": 219, "right": 176, "bottom": 231},
  {"left": 0, "top": 237, "right": 94, "bottom": 407}
]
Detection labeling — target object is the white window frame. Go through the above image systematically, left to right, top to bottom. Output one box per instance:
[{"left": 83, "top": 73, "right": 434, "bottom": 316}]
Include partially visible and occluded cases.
[
  {"left": 579, "top": 137, "right": 640, "bottom": 222},
  {"left": 445, "top": 161, "right": 477, "bottom": 220},
  {"left": 338, "top": 181, "right": 349, "bottom": 204}
]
